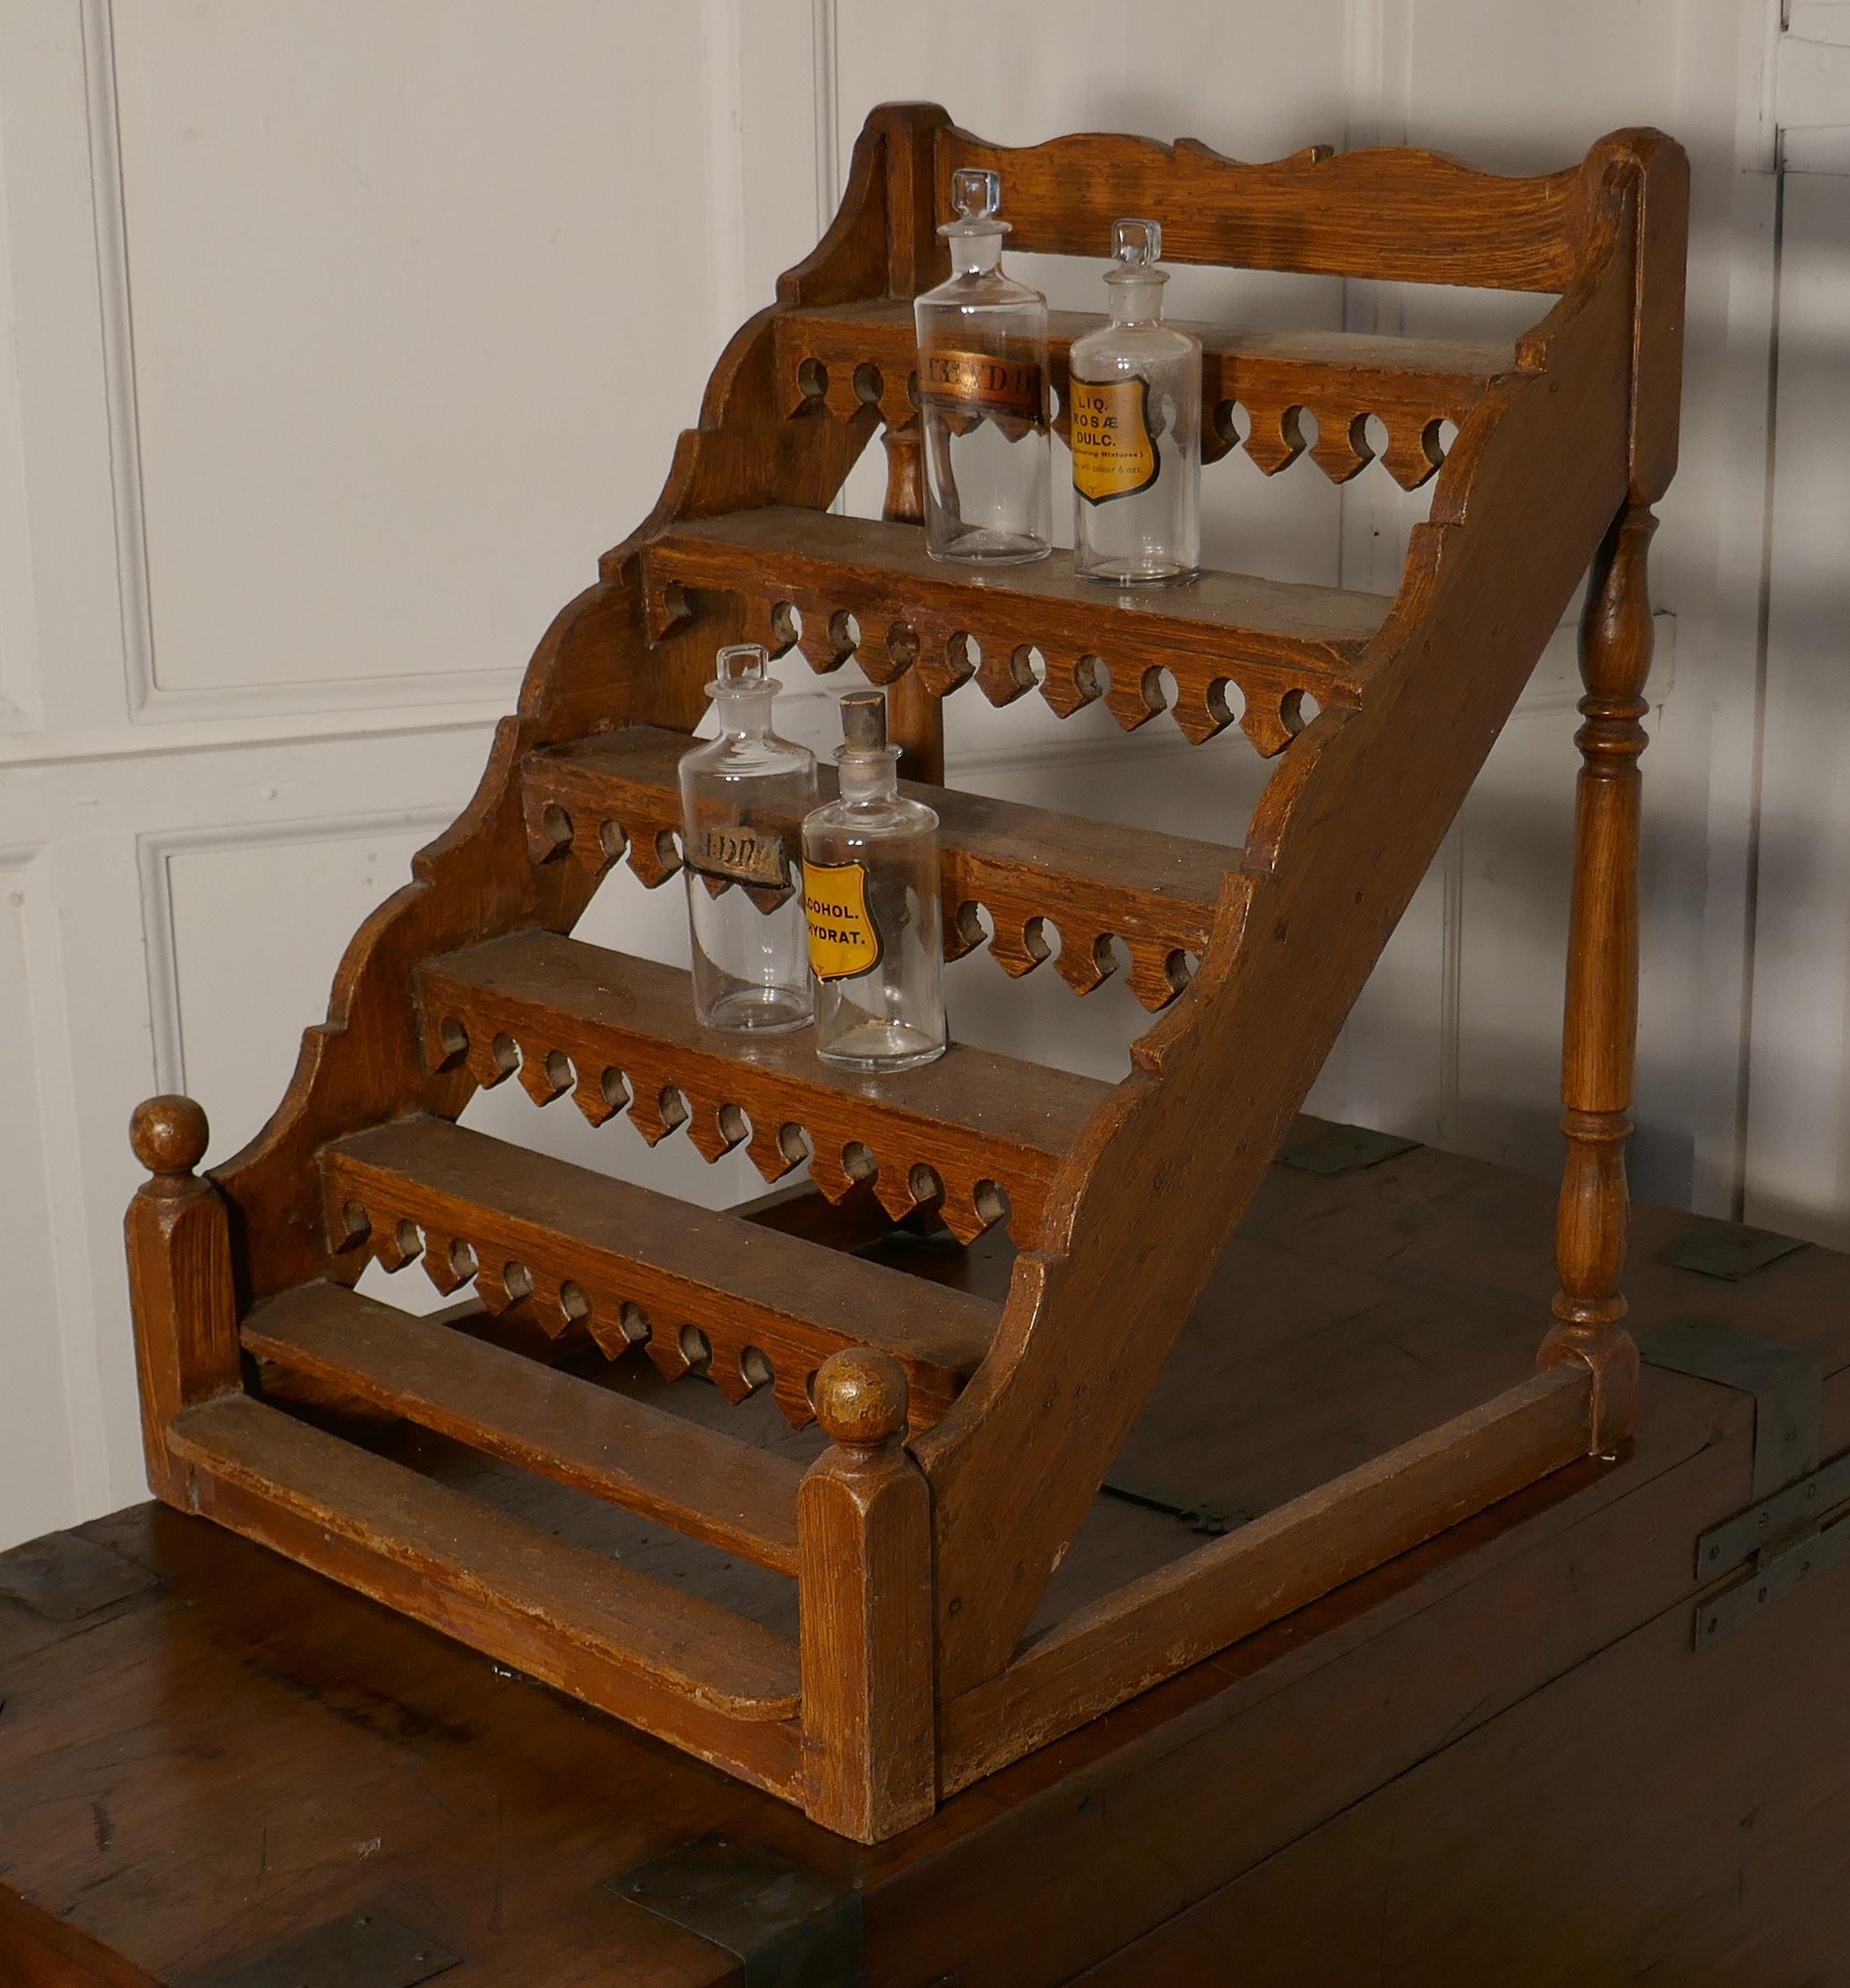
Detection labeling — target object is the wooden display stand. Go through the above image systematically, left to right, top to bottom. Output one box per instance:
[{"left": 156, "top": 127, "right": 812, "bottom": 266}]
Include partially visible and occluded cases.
[{"left": 125, "top": 104, "right": 1688, "bottom": 1843}]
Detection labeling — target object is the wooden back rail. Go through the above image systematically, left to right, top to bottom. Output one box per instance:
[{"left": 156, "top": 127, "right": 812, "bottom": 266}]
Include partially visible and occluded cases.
[
  {"left": 124, "top": 103, "right": 1687, "bottom": 1841},
  {"left": 939, "top": 124, "right": 1606, "bottom": 290}
]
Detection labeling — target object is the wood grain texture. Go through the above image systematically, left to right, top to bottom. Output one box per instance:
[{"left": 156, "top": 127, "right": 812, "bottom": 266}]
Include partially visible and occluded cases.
[
  {"left": 118, "top": 102, "right": 1690, "bottom": 1840},
  {"left": 939, "top": 124, "right": 1596, "bottom": 290},
  {"left": 916, "top": 142, "right": 1658, "bottom": 1699},
  {"left": 778, "top": 299, "right": 1505, "bottom": 483},
  {"left": 878, "top": 419, "right": 948, "bottom": 785},
  {"left": 1539, "top": 502, "right": 1657, "bottom": 1450},
  {"left": 643, "top": 507, "right": 1387, "bottom": 754},
  {"left": 524, "top": 725, "right": 1229, "bottom": 1010},
  {"left": 415, "top": 931, "right": 1108, "bottom": 1245},
  {"left": 124, "top": 1095, "right": 241, "bottom": 1505},
  {"left": 319, "top": 1114, "right": 995, "bottom": 1429},
  {"left": 39, "top": 1137, "right": 1849, "bottom": 1983},
  {"left": 242, "top": 1280, "right": 804, "bottom": 1573},
  {"left": 798, "top": 1351, "right": 935, "bottom": 1841},
  {"left": 940, "top": 1364, "right": 1591, "bottom": 1791},
  {"left": 166, "top": 1395, "right": 803, "bottom": 1768},
  {"left": 0, "top": 1889, "right": 166, "bottom": 1988}
]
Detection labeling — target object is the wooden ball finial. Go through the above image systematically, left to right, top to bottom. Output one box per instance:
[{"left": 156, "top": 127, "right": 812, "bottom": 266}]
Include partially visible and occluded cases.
[
  {"left": 130, "top": 1094, "right": 208, "bottom": 1177},
  {"left": 812, "top": 1348, "right": 908, "bottom": 1449}
]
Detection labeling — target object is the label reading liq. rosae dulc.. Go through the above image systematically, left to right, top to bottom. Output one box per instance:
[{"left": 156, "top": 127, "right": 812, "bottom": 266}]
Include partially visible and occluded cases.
[{"left": 1070, "top": 373, "right": 1160, "bottom": 504}]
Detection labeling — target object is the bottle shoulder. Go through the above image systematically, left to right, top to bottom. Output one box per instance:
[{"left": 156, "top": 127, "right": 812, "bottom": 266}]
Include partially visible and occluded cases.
[
  {"left": 916, "top": 270, "right": 1047, "bottom": 320},
  {"left": 1070, "top": 321, "right": 1201, "bottom": 370},
  {"left": 679, "top": 733, "right": 816, "bottom": 781},
  {"left": 803, "top": 794, "right": 939, "bottom": 839}
]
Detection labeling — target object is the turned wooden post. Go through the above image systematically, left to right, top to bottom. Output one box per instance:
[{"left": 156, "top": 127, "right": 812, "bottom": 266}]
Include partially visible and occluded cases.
[
  {"left": 880, "top": 424, "right": 946, "bottom": 784},
  {"left": 1539, "top": 504, "right": 1656, "bottom": 1451},
  {"left": 124, "top": 1095, "right": 241, "bottom": 1504},
  {"left": 799, "top": 1347, "right": 934, "bottom": 1840}
]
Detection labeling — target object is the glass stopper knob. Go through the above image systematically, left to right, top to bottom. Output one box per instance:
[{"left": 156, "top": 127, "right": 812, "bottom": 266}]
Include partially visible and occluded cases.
[
  {"left": 951, "top": 166, "right": 1002, "bottom": 222},
  {"left": 1112, "top": 218, "right": 1163, "bottom": 268},
  {"left": 714, "top": 643, "right": 769, "bottom": 686}
]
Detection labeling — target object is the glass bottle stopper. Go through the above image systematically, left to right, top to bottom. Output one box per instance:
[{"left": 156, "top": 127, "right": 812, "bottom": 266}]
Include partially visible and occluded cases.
[
  {"left": 941, "top": 166, "right": 1009, "bottom": 237},
  {"left": 1112, "top": 218, "right": 1162, "bottom": 267},
  {"left": 712, "top": 642, "right": 770, "bottom": 688},
  {"left": 838, "top": 688, "right": 889, "bottom": 753}
]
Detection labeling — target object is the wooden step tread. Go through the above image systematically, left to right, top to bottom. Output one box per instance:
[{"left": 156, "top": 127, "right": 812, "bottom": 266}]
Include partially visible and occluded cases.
[
  {"left": 776, "top": 298, "right": 1506, "bottom": 489},
  {"left": 642, "top": 507, "right": 1391, "bottom": 756},
  {"left": 525, "top": 724, "right": 1227, "bottom": 1010},
  {"left": 417, "top": 931, "right": 1108, "bottom": 1246},
  {"left": 321, "top": 1114, "right": 998, "bottom": 1428},
  {"left": 242, "top": 1280, "right": 805, "bottom": 1572},
  {"left": 166, "top": 1393, "right": 801, "bottom": 1718}
]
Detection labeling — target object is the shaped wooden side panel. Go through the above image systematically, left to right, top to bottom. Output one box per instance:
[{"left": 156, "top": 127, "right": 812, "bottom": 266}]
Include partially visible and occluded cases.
[{"left": 919, "top": 165, "right": 1654, "bottom": 1695}]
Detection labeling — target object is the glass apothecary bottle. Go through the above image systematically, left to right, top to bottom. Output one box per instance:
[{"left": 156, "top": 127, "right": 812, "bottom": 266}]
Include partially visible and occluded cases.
[
  {"left": 914, "top": 167, "right": 1052, "bottom": 565},
  {"left": 1070, "top": 219, "right": 1201, "bottom": 584},
  {"left": 677, "top": 645, "right": 817, "bottom": 1034},
  {"left": 800, "top": 691, "right": 947, "bottom": 1072}
]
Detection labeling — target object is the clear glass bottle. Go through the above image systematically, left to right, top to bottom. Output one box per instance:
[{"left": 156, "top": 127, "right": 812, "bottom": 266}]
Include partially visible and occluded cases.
[
  {"left": 914, "top": 167, "right": 1052, "bottom": 565},
  {"left": 1070, "top": 219, "right": 1201, "bottom": 584},
  {"left": 677, "top": 644, "right": 817, "bottom": 1034},
  {"left": 801, "top": 691, "right": 947, "bottom": 1072}
]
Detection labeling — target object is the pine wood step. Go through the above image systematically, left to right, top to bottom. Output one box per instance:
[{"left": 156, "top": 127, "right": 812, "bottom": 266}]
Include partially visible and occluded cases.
[
  {"left": 775, "top": 299, "right": 1507, "bottom": 489},
  {"left": 641, "top": 507, "right": 1392, "bottom": 755},
  {"left": 524, "top": 724, "right": 1228, "bottom": 1011},
  {"left": 415, "top": 931, "right": 1109, "bottom": 1245},
  {"left": 319, "top": 1114, "right": 997, "bottom": 1428},
  {"left": 242, "top": 1279, "right": 805, "bottom": 1570},
  {"left": 164, "top": 1393, "right": 801, "bottom": 1723}
]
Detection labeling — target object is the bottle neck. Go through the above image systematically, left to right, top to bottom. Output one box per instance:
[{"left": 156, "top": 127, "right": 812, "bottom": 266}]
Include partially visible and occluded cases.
[
  {"left": 948, "top": 224, "right": 1005, "bottom": 278},
  {"left": 1106, "top": 272, "right": 1165, "bottom": 326},
  {"left": 712, "top": 686, "right": 775, "bottom": 738},
  {"left": 836, "top": 745, "right": 899, "bottom": 803}
]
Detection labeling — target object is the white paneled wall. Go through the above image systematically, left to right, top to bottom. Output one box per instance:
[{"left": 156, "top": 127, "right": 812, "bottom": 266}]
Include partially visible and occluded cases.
[{"left": 0, "top": 0, "right": 1840, "bottom": 1549}]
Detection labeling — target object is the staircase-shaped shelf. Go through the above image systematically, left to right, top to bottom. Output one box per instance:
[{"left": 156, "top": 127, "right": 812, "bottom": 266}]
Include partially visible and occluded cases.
[{"left": 126, "top": 103, "right": 1688, "bottom": 1842}]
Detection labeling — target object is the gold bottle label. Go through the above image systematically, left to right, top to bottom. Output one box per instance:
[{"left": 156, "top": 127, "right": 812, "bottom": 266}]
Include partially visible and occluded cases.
[
  {"left": 918, "top": 348, "right": 1044, "bottom": 424},
  {"left": 1070, "top": 374, "right": 1160, "bottom": 504},
  {"left": 690, "top": 820, "right": 790, "bottom": 894},
  {"left": 803, "top": 859, "right": 883, "bottom": 982}
]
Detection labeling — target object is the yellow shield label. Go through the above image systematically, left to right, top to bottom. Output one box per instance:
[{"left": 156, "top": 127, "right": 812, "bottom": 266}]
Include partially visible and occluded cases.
[
  {"left": 1069, "top": 373, "right": 1159, "bottom": 504},
  {"left": 803, "top": 860, "right": 883, "bottom": 982}
]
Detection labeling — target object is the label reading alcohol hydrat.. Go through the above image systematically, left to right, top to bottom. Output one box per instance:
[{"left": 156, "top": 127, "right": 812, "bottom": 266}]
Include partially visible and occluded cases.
[
  {"left": 918, "top": 349, "right": 1045, "bottom": 424},
  {"left": 1070, "top": 374, "right": 1160, "bottom": 504},
  {"left": 803, "top": 860, "right": 883, "bottom": 981}
]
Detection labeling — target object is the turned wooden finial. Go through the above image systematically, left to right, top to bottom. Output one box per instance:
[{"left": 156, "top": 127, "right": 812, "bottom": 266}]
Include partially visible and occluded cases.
[
  {"left": 130, "top": 1095, "right": 209, "bottom": 1179},
  {"left": 812, "top": 1348, "right": 909, "bottom": 1451}
]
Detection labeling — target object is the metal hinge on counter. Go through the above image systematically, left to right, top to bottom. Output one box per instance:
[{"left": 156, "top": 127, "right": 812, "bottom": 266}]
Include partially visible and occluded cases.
[
  {"left": 1642, "top": 1319, "right": 1850, "bottom": 1648},
  {"left": 609, "top": 1836, "right": 863, "bottom": 1987},
  {"left": 182, "top": 1911, "right": 458, "bottom": 1988}
]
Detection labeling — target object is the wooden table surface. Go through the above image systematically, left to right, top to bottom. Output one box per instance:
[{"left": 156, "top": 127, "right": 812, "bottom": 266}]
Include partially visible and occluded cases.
[{"left": 6, "top": 1130, "right": 1849, "bottom": 1985}]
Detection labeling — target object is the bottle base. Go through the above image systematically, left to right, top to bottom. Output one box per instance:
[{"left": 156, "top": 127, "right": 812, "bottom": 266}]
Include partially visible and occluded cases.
[
  {"left": 927, "top": 528, "right": 1051, "bottom": 567},
  {"left": 1075, "top": 559, "right": 1200, "bottom": 586},
  {"left": 696, "top": 986, "right": 813, "bottom": 1036},
  {"left": 814, "top": 1016, "right": 948, "bottom": 1073}
]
